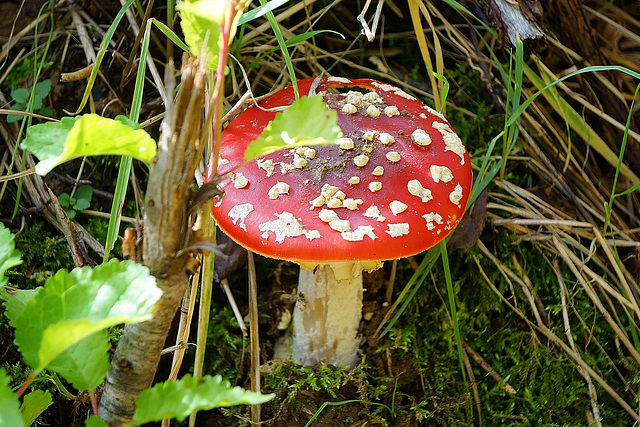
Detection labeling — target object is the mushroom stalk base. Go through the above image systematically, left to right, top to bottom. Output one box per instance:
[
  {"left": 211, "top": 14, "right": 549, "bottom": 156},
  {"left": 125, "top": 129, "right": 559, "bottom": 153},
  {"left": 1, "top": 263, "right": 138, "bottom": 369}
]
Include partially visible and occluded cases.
[{"left": 292, "top": 262, "right": 364, "bottom": 367}]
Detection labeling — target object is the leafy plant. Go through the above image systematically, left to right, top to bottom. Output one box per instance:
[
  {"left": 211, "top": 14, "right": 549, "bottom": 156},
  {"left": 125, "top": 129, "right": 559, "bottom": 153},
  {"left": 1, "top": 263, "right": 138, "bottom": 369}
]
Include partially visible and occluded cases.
[
  {"left": 7, "top": 79, "right": 55, "bottom": 123},
  {"left": 57, "top": 185, "right": 93, "bottom": 219},
  {"left": 0, "top": 221, "right": 273, "bottom": 426}
]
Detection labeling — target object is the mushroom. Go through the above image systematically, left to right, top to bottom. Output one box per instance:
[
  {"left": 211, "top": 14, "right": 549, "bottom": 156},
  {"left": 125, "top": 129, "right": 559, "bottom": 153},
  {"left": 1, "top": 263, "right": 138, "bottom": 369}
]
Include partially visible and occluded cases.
[{"left": 210, "top": 77, "right": 472, "bottom": 367}]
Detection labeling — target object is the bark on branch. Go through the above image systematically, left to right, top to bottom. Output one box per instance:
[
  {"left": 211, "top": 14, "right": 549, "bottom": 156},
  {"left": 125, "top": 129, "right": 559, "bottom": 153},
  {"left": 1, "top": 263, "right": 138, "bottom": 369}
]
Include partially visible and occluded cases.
[{"left": 98, "top": 55, "right": 210, "bottom": 424}]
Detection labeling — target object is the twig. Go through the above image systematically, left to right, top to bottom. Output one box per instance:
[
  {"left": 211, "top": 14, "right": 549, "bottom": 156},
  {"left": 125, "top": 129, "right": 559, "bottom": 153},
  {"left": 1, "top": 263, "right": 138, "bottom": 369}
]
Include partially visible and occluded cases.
[
  {"left": 356, "top": 0, "right": 385, "bottom": 42},
  {"left": 70, "top": 10, "right": 97, "bottom": 64},
  {"left": 248, "top": 251, "right": 261, "bottom": 423},
  {"left": 553, "top": 259, "right": 601, "bottom": 426},
  {"left": 221, "top": 278, "right": 247, "bottom": 336},
  {"left": 460, "top": 340, "right": 517, "bottom": 395},
  {"left": 461, "top": 343, "right": 482, "bottom": 425}
]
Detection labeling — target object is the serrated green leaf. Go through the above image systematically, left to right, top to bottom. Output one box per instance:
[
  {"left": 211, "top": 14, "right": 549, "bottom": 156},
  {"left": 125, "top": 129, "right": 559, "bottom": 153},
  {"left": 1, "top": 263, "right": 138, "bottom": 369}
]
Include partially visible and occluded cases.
[
  {"left": 179, "top": 0, "right": 246, "bottom": 69},
  {"left": 244, "top": 95, "right": 342, "bottom": 163},
  {"left": 22, "top": 114, "right": 156, "bottom": 175},
  {"left": 0, "top": 223, "right": 22, "bottom": 288},
  {"left": 13, "top": 260, "right": 161, "bottom": 374},
  {"left": 1, "top": 287, "right": 39, "bottom": 326},
  {"left": 46, "top": 332, "right": 110, "bottom": 390},
  {"left": 0, "top": 369, "right": 24, "bottom": 427},
  {"left": 133, "top": 375, "right": 275, "bottom": 423},
  {"left": 20, "top": 390, "right": 52, "bottom": 427},
  {"left": 85, "top": 414, "right": 108, "bottom": 427}
]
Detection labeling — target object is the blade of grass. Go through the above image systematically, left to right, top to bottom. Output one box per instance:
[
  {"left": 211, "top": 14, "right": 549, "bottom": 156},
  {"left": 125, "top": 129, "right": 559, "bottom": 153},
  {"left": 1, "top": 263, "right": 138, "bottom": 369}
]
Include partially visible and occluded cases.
[
  {"left": 8, "top": 0, "right": 55, "bottom": 219},
  {"left": 76, "top": 0, "right": 136, "bottom": 113},
  {"left": 238, "top": 0, "right": 290, "bottom": 25},
  {"left": 259, "top": 0, "right": 298, "bottom": 100},
  {"left": 103, "top": 17, "right": 153, "bottom": 261},
  {"left": 149, "top": 18, "right": 190, "bottom": 53},
  {"left": 500, "top": 36, "right": 523, "bottom": 180},
  {"left": 510, "top": 62, "right": 640, "bottom": 184},
  {"left": 602, "top": 84, "right": 640, "bottom": 351},
  {"left": 441, "top": 240, "right": 466, "bottom": 381},
  {"left": 377, "top": 246, "right": 440, "bottom": 338}
]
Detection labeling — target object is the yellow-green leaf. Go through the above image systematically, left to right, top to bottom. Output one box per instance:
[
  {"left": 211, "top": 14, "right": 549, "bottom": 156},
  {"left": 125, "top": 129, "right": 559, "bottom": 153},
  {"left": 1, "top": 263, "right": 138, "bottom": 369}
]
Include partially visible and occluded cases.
[{"left": 22, "top": 114, "right": 156, "bottom": 175}]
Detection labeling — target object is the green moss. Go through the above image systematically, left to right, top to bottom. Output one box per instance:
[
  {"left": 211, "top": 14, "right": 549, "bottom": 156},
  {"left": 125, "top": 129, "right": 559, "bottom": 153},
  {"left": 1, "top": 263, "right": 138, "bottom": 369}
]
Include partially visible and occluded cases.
[
  {"left": 2, "top": 57, "right": 55, "bottom": 90},
  {"left": 8, "top": 223, "right": 73, "bottom": 289},
  {"left": 202, "top": 303, "right": 247, "bottom": 382}
]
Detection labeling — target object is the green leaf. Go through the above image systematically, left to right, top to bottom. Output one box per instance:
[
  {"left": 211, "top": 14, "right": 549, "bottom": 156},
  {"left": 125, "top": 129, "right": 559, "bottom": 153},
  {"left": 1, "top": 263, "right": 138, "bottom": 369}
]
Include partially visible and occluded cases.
[
  {"left": 179, "top": 0, "right": 245, "bottom": 69},
  {"left": 34, "top": 80, "right": 52, "bottom": 102},
  {"left": 11, "top": 87, "right": 30, "bottom": 104},
  {"left": 244, "top": 95, "right": 342, "bottom": 163},
  {"left": 32, "top": 96, "right": 43, "bottom": 111},
  {"left": 6, "top": 105, "right": 25, "bottom": 123},
  {"left": 38, "top": 105, "right": 56, "bottom": 118},
  {"left": 22, "top": 114, "right": 156, "bottom": 175},
  {"left": 114, "top": 115, "right": 141, "bottom": 130},
  {"left": 21, "top": 116, "right": 78, "bottom": 170},
  {"left": 74, "top": 185, "right": 93, "bottom": 203},
  {"left": 57, "top": 192, "right": 71, "bottom": 207},
  {"left": 73, "top": 199, "right": 90, "bottom": 211},
  {"left": 65, "top": 209, "right": 77, "bottom": 219},
  {"left": 0, "top": 223, "right": 22, "bottom": 288},
  {"left": 11, "top": 260, "right": 161, "bottom": 375},
  {"left": 1, "top": 287, "right": 38, "bottom": 326},
  {"left": 46, "top": 332, "right": 110, "bottom": 390},
  {"left": 0, "top": 369, "right": 24, "bottom": 427},
  {"left": 133, "top": 375, "right": 275, "bottom": 423},
  {"left": 20, "top": 390, "right": 53, "bottom": 427},
  {"left": 85, "top": 414, "right": 108, "bottom": 427}
]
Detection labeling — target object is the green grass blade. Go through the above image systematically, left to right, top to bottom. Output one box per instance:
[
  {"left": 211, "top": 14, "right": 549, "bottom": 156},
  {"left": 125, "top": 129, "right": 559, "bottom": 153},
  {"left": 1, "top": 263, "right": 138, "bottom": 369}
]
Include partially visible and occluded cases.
[
  {"left": 10, "top": 0, "right": 55, "bottom": 219},
  {"left": 76, "top": 0, "right": 136, "bottom": 113},
  {"left": 238, "top": 0, "right": 290, "bottom": 25},
  {"left": 259, "top": 0, "right": 298, "bottom": 99},
  {"left": 150, "top": 18, "right": 190, "bottom": 53},
  {"left": 103, "top": 20, "right": 153, "bottom": 261},
  {"left": 510, "top": 64, "right": 640, "bottom": 183},
  {"left": 433, "top": 72, "right": 450, "bottom": 113},
  {"left": 605, "top": 83, "right": 640, "bottom": 229},
  {"left": 440, "top": 240, "right": 465, "bottom": 381},
  {"left": 379, "top": 247, "right": 440, "bottom": 338}
]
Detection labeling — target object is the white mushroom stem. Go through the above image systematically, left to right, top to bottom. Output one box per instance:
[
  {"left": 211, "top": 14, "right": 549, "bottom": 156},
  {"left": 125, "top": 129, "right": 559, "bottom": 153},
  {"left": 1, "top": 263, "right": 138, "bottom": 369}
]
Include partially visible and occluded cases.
[{"left": 292, "top": 261, "right": 382, "bottom": 367}]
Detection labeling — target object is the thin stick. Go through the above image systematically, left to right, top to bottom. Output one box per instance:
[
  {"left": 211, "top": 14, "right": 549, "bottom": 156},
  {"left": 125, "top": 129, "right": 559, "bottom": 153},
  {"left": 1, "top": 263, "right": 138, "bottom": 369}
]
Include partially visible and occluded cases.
[
  {"left": 247, "top": 251, "right": 261, "bottom": 423},
  {"left": 554, "top": 259, "right": 602, "bottom": 426},
  {"left": 221, "top": 278, "right": 248, "bottom": 336},
  {"left": 461, "top": 340, "right": 517, "bottom": 395},
  {"left": 461, "top": 344, "right": 481, "bottom": 425}
]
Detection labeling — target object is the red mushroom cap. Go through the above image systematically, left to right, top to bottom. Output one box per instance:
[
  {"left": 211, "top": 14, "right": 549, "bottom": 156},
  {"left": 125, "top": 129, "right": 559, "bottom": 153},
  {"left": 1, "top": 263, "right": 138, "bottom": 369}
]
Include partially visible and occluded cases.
[{"left": 210, "top": 77, "right": 473, "bottom": 263}]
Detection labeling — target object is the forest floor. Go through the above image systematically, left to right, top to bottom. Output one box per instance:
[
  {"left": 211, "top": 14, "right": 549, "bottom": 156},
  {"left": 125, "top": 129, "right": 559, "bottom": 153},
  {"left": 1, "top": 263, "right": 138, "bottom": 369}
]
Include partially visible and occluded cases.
[{"left": 2, "top": 0, "right": 640, "bottom": 426}]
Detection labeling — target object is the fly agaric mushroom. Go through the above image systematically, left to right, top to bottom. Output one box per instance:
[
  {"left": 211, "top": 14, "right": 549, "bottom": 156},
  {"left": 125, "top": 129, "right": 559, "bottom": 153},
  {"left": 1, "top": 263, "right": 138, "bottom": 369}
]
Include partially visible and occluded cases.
[{"left": 209, "top": 77, "right": 472, "bottom": 367}]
